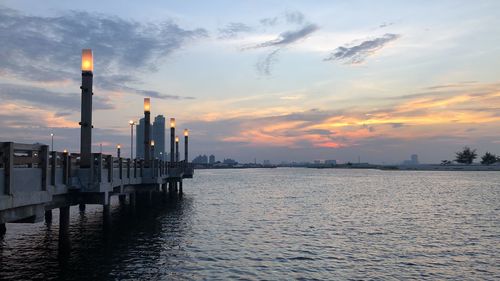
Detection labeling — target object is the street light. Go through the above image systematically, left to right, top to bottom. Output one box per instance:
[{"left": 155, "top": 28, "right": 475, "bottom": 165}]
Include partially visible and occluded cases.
[
  {"left": 80, "top": 49, "right": 93, "bottom": 168},
  {"left": 144, "top": 98, "right": 151, "bottom": 166},
  {"left": 170, "top": 118, "right": 175, "bottom": 163},
  {"left": 129, "top": 120, "right": 135, "bottom": 159},
  {"left": 184, "top": 129, "right": 188, "bottom": 162},
  {"left": 50, "top": 133, "right": 54, "bottom": 152},
  {"left": 175, "top": 136, "right": 179, "bottom": 162},
  {"left": 150, "top": 140, "right": 155, "bottom": 161},
  {"left": 117, "top": 144, "right": 121, "bottom": 158}
]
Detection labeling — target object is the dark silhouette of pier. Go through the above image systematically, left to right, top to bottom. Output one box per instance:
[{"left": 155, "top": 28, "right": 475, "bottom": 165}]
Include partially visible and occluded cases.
[{"left": 0, "top": 49, "right": 194, "bottom": 237}]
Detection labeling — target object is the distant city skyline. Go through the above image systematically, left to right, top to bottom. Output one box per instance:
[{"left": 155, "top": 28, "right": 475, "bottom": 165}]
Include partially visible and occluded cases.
[{"left": 0, "top": 1, "right": 499, "bottom": 164}]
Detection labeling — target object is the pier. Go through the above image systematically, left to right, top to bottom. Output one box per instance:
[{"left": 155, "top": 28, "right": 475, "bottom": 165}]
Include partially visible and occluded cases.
[{"left": 0, "top": 49, "right": 194, "bottom": 236}]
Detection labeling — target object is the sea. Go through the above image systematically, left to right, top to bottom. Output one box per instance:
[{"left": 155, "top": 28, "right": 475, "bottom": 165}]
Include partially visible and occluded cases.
[{"left": 0, "top": 168, "right": 499, "bottom": 280}]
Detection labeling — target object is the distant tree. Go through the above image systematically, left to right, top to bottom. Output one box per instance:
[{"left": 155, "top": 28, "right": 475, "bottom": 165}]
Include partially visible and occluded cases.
[
  {"left": 455, "top": 146, "right": 477, "bottom": 164},
  {"left": 481, "top": 152, "right": 497, "bottom": 165},
  {"left": 441, "top": 160, "right": 452, "bottom": 165}
]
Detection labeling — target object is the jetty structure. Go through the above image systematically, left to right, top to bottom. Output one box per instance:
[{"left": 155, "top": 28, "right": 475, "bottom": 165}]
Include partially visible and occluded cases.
[{"left": 0, "top": 49, "right": 194, "bottom": 236}]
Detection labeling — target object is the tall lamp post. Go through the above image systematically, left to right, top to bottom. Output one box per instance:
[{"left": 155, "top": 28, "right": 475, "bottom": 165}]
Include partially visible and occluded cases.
[
  {"left": 80, "top": 49, "right": 93, "bottom": 168},
  {"left": 144, "top": 98, "right": 151, "bottom": 167},
  {"left": 170, "top": 118, "right": 175, "bottom": 163},
  {"left": 129, "top": 120, "right": 135, "bottom": 159},
  {"left": 184, "top": 129, "right": 188, "bottom": 162},
  {"left": 50, "top": 133, "right": 54, "bottom": 152},
  {"left": 175, "top": 136, "right": 179, "bottom": 162},
  {"left": 117, "top": 144, "right": 121, "bottom": 158}
]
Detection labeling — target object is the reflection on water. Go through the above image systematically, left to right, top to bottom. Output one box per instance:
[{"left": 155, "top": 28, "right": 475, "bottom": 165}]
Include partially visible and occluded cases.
[
  {"left": 0, "top": 168, "right": 499, "bottom": 280},
  {"left": 0, "top": 195, "right": 192, "bottom": 280}
]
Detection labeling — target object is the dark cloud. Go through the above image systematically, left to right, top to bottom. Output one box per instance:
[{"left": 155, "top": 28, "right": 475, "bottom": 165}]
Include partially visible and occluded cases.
[
  {"left": 0, "top": 6, "right": 206, "bottom": 98},
  {"left": 285, "top": 11, "right": 305, "bottom": 25},
  {"left": 260, "top": 17, "right": 278, "bottom": 26},
  {"left": 218, "top": 22, "right": 253, "bottom": 39},
  {"left": 247, "top": 24, "right": 318, "bottom": 76},
  {"left": 252, "top": 24, "right": 319, "bottom": 49},
  {"left": 324, "top": 33, "right": 401, "bottom": 64},
  {"left": 256, "top": 49, "right": 281, "bottom": 76},
  {"left": 0, "top": 83, "right": 114, "bottom": 110},
  {"left": 391, "top": 123, "right": 404, "bottom": 128}
]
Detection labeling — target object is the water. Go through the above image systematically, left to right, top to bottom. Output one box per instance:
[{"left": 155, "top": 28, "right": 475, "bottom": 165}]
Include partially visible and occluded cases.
[{"left": 0, "top": 168, "right": 499, "bottom": 280}]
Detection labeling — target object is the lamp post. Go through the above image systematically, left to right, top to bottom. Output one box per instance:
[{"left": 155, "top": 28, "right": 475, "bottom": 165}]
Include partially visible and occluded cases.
[
  {"left": 80, "top": 49, "right": 93, "bottom": 168},
  {"left": 144, "top": 98, "right": 151, "bottom": 167},
  {"left": 170, "top": 118, "right": 175, "bottom": 163},
  {"left": 129, "top": 120, "right": 135, "bottom": 159},
  {"left": 184, "top": 129, "right": 188, "bottom": 162},
  {"left": 50, "top": 133, "right": 54, "bottom": 152},
  {"left": 175, "top": 136, "right": 179, "bottom": 162},
  {"left": 150, "top": 140, "right": 155, "bottom": 161},
  {"left": 117, "top": 144, "right": 121, "bottom": 158}
]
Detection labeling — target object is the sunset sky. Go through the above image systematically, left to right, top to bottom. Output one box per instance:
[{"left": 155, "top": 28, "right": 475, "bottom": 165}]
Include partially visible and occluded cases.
[{"left": 1, "top": 1, "right": 499, "bottom": 164}]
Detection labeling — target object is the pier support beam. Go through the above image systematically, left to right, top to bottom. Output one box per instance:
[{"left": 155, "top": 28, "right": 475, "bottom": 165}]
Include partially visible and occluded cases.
[
  {"left": 179, "top": 180, "right": 183, "bottom": 194},
  {"left": 130, "top": 192, "right": 136, "bottom": 208},
  {"left": 119, "top": 194, "right": 126, "bottom": 205},
  {"left": 79, "top": 203, "right": 86, "bottom": 212},
  {"left": 59, "top": 206, "right": 70, "bottom": 237},
  {"left": 45, "top": 210, "right": 53, "bottom": 224},
  {"left": 0, "top": 223, "right": 6, "bottom": 235}
]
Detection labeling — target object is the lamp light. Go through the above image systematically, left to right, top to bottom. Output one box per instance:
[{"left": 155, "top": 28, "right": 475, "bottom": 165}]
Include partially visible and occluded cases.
[{"left": 81, "top": 49, "right": 93, "bottom": 72}]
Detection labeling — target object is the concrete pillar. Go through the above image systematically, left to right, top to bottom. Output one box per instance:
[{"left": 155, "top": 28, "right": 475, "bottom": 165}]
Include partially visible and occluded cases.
[
  {"left": 80, "top": 49, "right": 93, "bottom": 168},
  {"left": 144, "top": 98, "right": 151, "bottom": 167},
  {"left": 170, "top": 119, "right": 175, "bottom": 163},
  {"left": 184, "top": 131, "right": 188, "bottom": 162},
  {"left": 175, "top": 138, "right": 179, "bottom": 162},
  {"left": 179, "top": 180, "right": 183, "bottom": 194},
  {"left": 130, "top": 192, "right": 136, "bottom": 208},
  {"left": 119, "top": 194, "right": 126, "bottom": 204},
  {"left": 78, "top": 203, "right": 86, "bottom": 212},
  {"left": 103, "top": 204, "right": 110, "bottom": 218},
  {"left": 59, "top": 206, "right": 70, "bottom": 237},
  {"left": 45, "top": 210, "right": 53, "bottom": 223},
  {"left": 0, "top": 223, "right": 6, "bottom": 235}
]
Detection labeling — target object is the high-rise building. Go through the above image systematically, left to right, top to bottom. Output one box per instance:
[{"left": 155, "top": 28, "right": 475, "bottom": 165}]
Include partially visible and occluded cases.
[
  {"left": 152, "top": 115, "right": 165, "bottom": 159},
  {"left": 136, "top": 117, "right": 151, "bottom": 159},
  {"left": 209, "top": 154, "right": 215, "bottom": 164}
]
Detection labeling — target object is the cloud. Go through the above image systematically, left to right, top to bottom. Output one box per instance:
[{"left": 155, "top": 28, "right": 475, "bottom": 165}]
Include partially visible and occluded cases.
[
  {"left": 0, "top": 6, "right": 206, "bottom": 96},
  {"left": 285, "top": 11, "right": 305, "bottom": 25},
  {"left": 260, "top": 17, "right": 278, "bottom": 26},
  {"left": 218, "top": 22, "right": 253, "bottom": 39},
  {"left": 379, "top": 22, "right": 394, "bottom": 28},
  {"left": 246, "top": 23, "right": 318, "bottom": 75},
  {"left": 251, "top": 24, "right": 319, "bottom": 49},
  {"left": 324, "top": 33, "right": 401, "bottom": 64},
  {"left": 256, "top": 49, "right": 281, "bottom": 76},
  {"left": 196, "top": 82, "right": 500, "bottom": 152},
  {"left": 0, "top": 83, "right": 114, "bottom": 110}
]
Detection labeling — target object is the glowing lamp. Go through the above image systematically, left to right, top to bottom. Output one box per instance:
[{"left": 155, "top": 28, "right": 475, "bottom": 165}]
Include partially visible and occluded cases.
[
  {"left": 81, "top": 49, "right": 93, "bottom": 72},
  {"left": 144, "top": 98, "right": 151, "bottom": 112},
  {"left": 170, "top": 118, "right": 176, "bottom": 128},
  {"left": 129, "top": 120, "right": 134, "bottom": 125},
  {"left": 184, "top": 129, "right": 188, "bottom": 137},
  {"left": 50, "top": 133, "right": 54, "bottom": 137},
  {"left": 175, "top": 136, "right": 179, "bottom": 142},
  {"left": 151, "top": 140, "right": 155, "bottom": 146},
  {"left": 117, "top": 144, "right": 121, "bottom": 149},
  {"left": 63, "top": 149, "right": 68, "bottom": 153}
]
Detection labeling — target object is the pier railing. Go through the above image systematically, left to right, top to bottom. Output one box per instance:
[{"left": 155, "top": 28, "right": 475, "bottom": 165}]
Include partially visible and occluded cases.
[{"left": 1, "top": 142, "right": 194, "bottom": 206}]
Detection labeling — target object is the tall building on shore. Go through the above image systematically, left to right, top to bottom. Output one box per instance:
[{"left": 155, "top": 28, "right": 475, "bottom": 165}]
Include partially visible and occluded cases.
[
  {"left": 152, "top": 115, "right": 165, "bottom": 159},
  {"left": 209, "top": 154, "right": 215, "bottom": 164}
]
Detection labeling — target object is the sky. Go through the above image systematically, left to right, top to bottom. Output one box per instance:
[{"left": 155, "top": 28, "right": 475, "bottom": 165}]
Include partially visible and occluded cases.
[{"left": 0, "top": 0, "right": 499, "bottom": 164}]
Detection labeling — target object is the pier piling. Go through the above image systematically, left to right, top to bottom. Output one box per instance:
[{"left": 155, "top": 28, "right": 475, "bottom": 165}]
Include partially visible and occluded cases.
[
  {"left": 79, "top": 203, "right": 86, "bottom": 212},
  {"left": 59, "top": 206, "right": 70, "bottom": 237},
  {"left": 45, "top": 210, "right": 53, "bottom": 224},
  {"left": 0, "top": 223, "right": 6, "bottom": 235}
]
